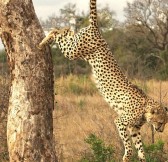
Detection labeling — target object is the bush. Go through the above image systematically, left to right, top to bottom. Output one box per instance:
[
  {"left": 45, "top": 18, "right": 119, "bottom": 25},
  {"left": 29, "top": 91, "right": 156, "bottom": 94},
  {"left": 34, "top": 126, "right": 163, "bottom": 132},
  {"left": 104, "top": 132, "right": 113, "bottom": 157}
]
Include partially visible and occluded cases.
[
  {"left": 80, "top": 134, "right": 115, "bottom": 162},
  {"left": 81, "top": 135, "right": 167, "bottom": 162},
  {"left": 131, "top": 140, "right": 167, "bottom": 162},
  {"left": 144, "top": 140, "right": 167, "bottom": 162}
]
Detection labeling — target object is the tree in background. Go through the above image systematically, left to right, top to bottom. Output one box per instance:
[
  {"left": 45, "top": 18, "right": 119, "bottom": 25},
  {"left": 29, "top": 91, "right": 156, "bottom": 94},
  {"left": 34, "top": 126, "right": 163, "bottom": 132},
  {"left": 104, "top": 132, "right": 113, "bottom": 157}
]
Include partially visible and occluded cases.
[
  {"left": 0, "top": 0, "right": 57, "bottom": 161},
  {"left": 124, "top": 0, "right": 168, "bottom": 79},
  {"left": 125, "top": 0, "right": 168, "bottom": 50},
  {"left": 40, "top": 3, "right": 77, "bottom": 31},
  {"left": 41, "top": 3, "right": 118, "bottom": 32},
  {"left": 98, "top": 5, "right": 118, "bottom": 31}
]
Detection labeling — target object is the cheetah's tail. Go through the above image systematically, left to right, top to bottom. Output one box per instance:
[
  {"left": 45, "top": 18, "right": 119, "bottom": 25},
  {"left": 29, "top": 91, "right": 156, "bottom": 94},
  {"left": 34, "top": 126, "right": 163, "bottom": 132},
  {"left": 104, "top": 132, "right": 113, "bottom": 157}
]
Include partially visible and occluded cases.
[{"left": 89, "top": 0, "right": 98, "bottom": 26}]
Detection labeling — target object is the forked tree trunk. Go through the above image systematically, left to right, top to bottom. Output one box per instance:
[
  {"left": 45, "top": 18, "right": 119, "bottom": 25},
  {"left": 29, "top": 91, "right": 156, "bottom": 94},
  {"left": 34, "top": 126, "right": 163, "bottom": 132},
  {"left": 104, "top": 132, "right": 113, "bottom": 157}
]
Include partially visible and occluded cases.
[{"left": 0, "top": 0, "right": 57, "bottom": 161}]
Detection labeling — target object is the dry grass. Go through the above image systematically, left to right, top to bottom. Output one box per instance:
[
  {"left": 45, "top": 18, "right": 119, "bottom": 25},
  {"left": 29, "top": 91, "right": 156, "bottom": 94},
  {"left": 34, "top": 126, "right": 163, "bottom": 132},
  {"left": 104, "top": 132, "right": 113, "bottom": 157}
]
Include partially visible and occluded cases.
[
  {"left": 0, "top": 75, "right": 168, "bottom": 161},
  {"left": 53, "top": 75, "right": 168, "bottom": 162},
  {"left": 133, "top": 79, "right": 168, "bottom": 105},
  {"left": 53, "top": 94, "right": 123, "bottom": 161}
]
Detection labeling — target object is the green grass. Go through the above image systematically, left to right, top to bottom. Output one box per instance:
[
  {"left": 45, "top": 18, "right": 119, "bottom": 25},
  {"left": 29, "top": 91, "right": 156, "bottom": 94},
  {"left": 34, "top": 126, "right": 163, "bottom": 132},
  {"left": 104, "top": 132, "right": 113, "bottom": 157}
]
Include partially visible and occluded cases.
[{"left": 55, "top": 74, "right": 98, "bottom": 96}]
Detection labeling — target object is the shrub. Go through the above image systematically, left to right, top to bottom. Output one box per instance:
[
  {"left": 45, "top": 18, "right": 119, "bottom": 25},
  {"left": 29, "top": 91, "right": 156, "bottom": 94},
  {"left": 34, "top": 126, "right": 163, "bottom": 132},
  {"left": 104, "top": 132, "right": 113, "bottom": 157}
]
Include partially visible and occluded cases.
[
  {"left": 80, "top": 134, "right": 115, "bottom": 162},
  {"left": 81, "top": 135, "right": 167, "bottom": 162},
  {"left": 131, "top": 140, "right": 167, "bottom": 162},
  {"left": 144, "top": 140, "right": 167, "bottom": 162}
]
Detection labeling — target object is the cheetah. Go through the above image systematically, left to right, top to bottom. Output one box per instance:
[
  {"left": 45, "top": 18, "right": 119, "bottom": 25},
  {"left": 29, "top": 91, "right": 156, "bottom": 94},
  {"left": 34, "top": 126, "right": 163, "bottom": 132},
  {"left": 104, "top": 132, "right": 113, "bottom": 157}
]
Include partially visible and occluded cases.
[{"left": 39, "top": 0, "right": 168, "bottom": 161}]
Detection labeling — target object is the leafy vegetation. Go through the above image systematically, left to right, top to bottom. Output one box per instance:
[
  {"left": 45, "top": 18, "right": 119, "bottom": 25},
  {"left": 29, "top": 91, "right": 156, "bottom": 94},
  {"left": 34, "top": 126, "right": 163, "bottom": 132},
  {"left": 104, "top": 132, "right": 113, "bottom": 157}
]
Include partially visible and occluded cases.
[
  {"left": 37, "top": 0, "right": 168, "bottom": 80},
  {"left": 55, "top": 74, "right": 97, "bottom": 96},
  {"left": 80, "top": 133, "right": 168, "bottom": 162},
  {"left": 80, "top": 133, "right": 167, "bottom": 162},
  {"left": 80, "top": 134, "right": 115, "bottom": 162},
  {"left": 131, "top": 140, "right": 167, "bottom": 162}
]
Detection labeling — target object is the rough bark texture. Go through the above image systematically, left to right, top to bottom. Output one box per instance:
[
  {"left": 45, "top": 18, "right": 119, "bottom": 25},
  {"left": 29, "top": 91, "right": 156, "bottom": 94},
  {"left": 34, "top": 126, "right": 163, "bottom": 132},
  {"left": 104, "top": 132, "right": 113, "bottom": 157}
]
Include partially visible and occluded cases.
[{"left": 0, "top": 0, "right": 57, "bottom": 161}]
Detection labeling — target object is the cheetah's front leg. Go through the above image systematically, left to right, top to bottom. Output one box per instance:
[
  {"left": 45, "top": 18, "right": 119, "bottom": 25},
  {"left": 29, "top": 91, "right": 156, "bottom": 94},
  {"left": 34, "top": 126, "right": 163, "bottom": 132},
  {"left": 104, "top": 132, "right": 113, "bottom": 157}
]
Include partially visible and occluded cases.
[
  {"left": 38, "top": 27, "right": 71, "bottom": 49},
  {"left": 38, "top": 29, "right": 59, "bottom": 49}
]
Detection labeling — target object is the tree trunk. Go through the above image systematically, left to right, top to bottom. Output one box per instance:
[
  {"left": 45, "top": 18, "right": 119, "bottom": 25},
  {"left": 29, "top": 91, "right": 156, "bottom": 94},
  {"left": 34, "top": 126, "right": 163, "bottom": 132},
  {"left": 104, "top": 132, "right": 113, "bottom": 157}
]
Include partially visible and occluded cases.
[{"left": 0, "top": 0, "right": 57, "bottom": 161}]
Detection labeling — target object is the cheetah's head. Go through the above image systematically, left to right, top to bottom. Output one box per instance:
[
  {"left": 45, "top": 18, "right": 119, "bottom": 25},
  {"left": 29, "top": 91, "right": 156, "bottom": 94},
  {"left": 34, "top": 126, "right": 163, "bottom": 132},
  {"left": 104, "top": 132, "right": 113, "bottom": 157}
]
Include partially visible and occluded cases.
[{"left": 145, "top": 100, "right": 168, "bottom": 132}]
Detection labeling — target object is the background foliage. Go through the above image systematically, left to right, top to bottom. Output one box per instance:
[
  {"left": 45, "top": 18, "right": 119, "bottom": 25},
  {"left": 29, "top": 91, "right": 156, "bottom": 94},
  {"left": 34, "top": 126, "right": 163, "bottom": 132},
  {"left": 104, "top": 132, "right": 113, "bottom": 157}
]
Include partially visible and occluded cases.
[{"left": 1, "top": 0, "right": 168, "bottom": 80}]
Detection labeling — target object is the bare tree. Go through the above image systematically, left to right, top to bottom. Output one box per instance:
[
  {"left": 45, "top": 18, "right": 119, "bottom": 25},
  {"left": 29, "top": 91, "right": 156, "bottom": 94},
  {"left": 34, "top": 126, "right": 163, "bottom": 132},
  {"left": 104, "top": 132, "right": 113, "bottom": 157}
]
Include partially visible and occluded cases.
[
  {"left": 0, "top": 0, "right": 57, "bottom": 161},
  {"left": 125, "top": 0, "right": 168, "bottom": 51},
  {"left": 42, "top": 3, "right": 77, "bottom": 30},
  {"left": 98, "top": 6, "right": 118, "bottom": 31}
]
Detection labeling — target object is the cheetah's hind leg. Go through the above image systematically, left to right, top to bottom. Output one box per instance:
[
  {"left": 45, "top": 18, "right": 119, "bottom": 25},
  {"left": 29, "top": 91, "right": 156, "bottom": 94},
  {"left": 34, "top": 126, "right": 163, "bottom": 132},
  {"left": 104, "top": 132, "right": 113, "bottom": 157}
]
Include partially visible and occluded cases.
[
  {"left": 114, "top": 117, "right": 133, "bottom": 162},
  {"left": 128, "top": 126, "right": 146, "bottom": 162}
]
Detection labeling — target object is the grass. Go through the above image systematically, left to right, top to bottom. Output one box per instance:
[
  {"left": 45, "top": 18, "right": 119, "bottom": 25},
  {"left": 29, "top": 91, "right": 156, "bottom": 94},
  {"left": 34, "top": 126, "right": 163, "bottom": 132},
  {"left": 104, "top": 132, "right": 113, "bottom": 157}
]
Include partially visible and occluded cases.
[
  {"left": 55, "top": 74, "right": 97, "bottom": 96},
  {"left": 53, "top": 75, "right": 168, "bottom": 161}
]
